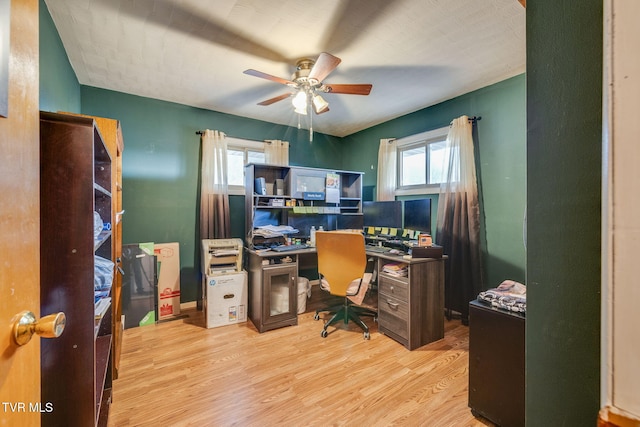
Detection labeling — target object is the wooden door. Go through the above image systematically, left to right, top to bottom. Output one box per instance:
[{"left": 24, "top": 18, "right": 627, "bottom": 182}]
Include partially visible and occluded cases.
[{"left": 0, "top": 1, "right": 42, "bottom": 425}]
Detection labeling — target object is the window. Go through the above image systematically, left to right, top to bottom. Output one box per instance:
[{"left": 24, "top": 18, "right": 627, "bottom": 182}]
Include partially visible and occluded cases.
[
  {"left": 396, "top": 126, "right": 449, "bottom": 194},
  {"left": 226, "top": 138, "right": 266, "bottom": 193}
]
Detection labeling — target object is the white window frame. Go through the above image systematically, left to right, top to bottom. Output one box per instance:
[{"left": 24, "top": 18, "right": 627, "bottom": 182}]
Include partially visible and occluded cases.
[
  {"left": 395, "top": 126, "right": 449, "bottom": 196},
  {"left": 226, "top": 137, "right": 266, "bottom": 195}
]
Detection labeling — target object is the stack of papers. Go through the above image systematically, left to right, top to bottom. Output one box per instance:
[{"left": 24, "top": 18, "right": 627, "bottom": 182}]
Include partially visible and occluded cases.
[
  {"left": 253, "top": 225, "right": 299, "bottom": 238},
  {"left": 211, "top": 249, "right": 239, "bottom": 257},
  {"left": 382, "top": 262, "right": 408, "bottom": 277}
]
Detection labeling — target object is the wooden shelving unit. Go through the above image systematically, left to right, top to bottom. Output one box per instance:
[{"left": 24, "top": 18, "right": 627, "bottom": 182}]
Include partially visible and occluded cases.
[
  {"left": 59, "top": 111, "right": 125, "bottom": 379},
  {"left": 40, "top": 112, "right": 114, "bottom": 426}
]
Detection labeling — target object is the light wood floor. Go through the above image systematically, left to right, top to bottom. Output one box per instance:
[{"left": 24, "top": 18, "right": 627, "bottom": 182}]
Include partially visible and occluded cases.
[{"left": 108, "top": 288, "right": 494, "bottom": 427}]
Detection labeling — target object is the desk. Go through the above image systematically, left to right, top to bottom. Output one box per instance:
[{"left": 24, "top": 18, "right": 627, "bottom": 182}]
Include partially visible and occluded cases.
[{"left": 246, "top": 247, "right": 446, "bottom": 349}]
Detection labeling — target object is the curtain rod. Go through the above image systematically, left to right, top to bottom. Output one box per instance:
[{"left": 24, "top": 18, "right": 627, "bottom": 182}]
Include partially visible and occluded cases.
[
  {"left": 196, "top": 116, "right": 482, "bottom": 137},
  {"left": 449, "top": 116, "right": 482, "bottom": 127},
  {"left": 195, "top": 131, "right": 274, "bottom": 143}
]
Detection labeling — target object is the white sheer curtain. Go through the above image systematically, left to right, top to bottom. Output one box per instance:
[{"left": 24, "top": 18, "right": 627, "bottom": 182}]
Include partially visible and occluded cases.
[
  {"left": 436, "top": 115, "right": 482, "bottom": 324},
  {"left": 200, "top": 129, "right": 231, "bottom": 239},
  {"left": 376, "top": 138, "right": 397, "bottom": 201},
  {"left": 265, "top": 140, "right": 289, "bottom": 165}
]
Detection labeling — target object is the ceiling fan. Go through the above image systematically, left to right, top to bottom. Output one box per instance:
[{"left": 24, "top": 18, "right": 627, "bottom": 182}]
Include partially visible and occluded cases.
[{"left": 243, "top": 52, "right": 372, "bottom": 116}]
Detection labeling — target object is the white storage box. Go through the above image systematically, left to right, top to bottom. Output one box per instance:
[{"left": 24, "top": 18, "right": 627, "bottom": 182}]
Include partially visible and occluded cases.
[
  {"left": 205, "top": 271, "right": 248, "bottom": 328},
  {"left": 297, "top": 277, "right": 310, "bottom": 314}
]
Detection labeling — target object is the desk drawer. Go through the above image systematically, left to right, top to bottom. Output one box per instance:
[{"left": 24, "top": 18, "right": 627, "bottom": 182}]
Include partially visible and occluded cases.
[
  {"left": 379, "top": 275, "right": 408, "bottom": 301},
  {"left": 379, "top": 293, "right": 409, "bottom": 339}
]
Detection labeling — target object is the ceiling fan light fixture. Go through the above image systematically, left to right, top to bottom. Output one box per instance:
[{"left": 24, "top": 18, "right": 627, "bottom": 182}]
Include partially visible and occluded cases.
[
  {"left": 247, "top": 52, "right": 372, "bottom": 121},
  {"left": 292, "top": 90, "right": 308, "bottom": 114},
  {"left": 312, "top": 94, "right": 329, "bottom": 114}
]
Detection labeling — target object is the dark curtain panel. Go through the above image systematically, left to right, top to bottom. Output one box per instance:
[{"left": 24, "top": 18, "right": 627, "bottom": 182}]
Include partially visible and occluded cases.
[
  {"left": 436, "top": 116, "right": 483, "bottom": 324},
  {"left": 437, "top": 190, "right": 482, "bottom": 323},
  {"left": 200, "top": 193, "right": 231, "bottom": 239}
]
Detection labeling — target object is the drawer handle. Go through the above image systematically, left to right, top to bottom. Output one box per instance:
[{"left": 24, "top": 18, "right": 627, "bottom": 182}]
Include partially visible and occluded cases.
[{"left": 386, "top": 300, "right": 399, "bottom": 310}]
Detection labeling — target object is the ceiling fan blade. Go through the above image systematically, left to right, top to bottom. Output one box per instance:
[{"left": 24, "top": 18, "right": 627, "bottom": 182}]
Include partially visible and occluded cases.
[
  {"left": 320, "top": 0, "right": 401, "bottom": 54},
  {"left": 109, "top": 1, "right": 289, "bottom": 63},
  {"left": 308, "top": 52, "right": 342, "bottom": 82},
  {"left": 244, "top": 69, "right": 295, "bottom": 86},
  {"left": 325, "top": 84, "right": 372, "bottom": 95},
  {"left": 257, "top": 93, "right": 292, "bottom": 106}
]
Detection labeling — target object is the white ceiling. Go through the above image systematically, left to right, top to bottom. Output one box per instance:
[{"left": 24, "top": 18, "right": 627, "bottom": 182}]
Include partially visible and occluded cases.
[{"left": 44, "top": 0, "right": 525, "bottom": 137}]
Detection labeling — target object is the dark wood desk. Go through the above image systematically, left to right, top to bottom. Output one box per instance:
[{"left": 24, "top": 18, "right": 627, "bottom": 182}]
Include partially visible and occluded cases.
[{"left": 246, "top": 247, "right": 446, "bottom": 349}]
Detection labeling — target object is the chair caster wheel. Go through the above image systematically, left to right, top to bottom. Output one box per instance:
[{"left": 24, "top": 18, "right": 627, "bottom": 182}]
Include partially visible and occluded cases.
[
  {"left": 314, "top": 313, "right": 320, "bottom": 321},
  {"left": 321, "top": 330, "right": 328, "bottom": 338},
  {"left": 364, "top": 331, "right": 370, "bottom": 340}
]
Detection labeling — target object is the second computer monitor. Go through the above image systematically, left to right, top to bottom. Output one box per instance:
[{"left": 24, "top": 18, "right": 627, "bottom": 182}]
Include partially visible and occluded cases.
[
  {"left": 403, "top": 198, "right": 432, "bottom": 234},
  {"left": 363, "top": 201, "right": 403, "bottom": 229}
]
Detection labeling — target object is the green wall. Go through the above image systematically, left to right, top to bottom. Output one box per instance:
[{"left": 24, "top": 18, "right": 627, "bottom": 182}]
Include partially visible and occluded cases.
[
  {"left": 39, "top": 0, "right": 81, "bottom": 113},
  {"left": 526, "top": 2, "right": 602, "bottom": 425},
  {"left": 343, "top": 75, "right": 527, "bottom": 288},
  {"left": 80, "top": 87, "right": 343, "bottom": 302}
]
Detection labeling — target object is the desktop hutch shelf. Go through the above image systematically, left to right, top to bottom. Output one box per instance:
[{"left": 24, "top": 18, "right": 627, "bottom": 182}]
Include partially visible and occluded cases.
[{"left": 245, "top": 164, "right": 364, "bottom": 247}]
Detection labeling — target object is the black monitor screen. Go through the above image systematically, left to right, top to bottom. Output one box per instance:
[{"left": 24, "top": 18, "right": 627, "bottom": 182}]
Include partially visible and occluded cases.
[
  {"left": 403, "top": 198, "right": 432, "bottom": 233},
  {"left": 363, "top": 201, "right": 402, "bottom": 229},
  {"left": 337, "top": 214, "right": 364, "bottom": 230}
]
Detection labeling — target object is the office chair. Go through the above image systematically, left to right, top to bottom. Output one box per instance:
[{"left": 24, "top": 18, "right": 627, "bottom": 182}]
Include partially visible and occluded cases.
[{"left": 313, "top": 231, "right": 378, "bottom": 339}]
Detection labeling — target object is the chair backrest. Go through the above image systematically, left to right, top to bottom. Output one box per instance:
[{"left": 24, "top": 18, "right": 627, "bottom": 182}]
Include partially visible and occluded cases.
[{"left": 315, "top": 231, "right": 367, "bottom": 297}]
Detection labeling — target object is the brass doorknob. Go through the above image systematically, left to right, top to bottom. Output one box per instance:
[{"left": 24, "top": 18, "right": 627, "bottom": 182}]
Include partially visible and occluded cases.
[{"left": 12, "top": 311, "right": 66, "bottom": 346}]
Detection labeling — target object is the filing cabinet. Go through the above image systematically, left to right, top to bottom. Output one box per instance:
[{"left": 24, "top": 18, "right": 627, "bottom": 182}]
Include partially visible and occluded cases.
[{"left": 376, "top": 255, "right": 445, "bottom": 350}]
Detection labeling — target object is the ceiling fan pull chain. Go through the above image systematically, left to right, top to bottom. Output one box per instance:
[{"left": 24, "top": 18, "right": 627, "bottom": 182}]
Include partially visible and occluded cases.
[{"left": 309, "top": 103, "right": 314, "bottom": 142}]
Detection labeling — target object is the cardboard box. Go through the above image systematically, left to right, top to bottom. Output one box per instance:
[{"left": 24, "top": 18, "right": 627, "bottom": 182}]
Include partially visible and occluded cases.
[
  {"left": 418, "top": 234, "right": 433, "bottom": 246},
  {"left": 154, "top": 242, "right": 181, "bottom": 320},
  {"left": 205, "top": 271, "right": 247, "bottom": 328}
]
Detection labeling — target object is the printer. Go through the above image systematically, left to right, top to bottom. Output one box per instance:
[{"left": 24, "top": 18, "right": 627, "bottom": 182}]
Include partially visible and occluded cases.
[
  {"left": 201, "top": 238, "right": 243, "bottom": 275},
  {"left": 201, "top": 239, "right": 247, "bottom": 328}
]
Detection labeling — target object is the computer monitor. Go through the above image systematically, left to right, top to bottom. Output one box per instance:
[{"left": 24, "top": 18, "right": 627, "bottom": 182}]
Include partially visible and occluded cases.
[
  {"left": 403, "top": 198, "right": 432, "bottom": 234},
  {"left": 363, "top": 201, "right": 402, "bottom": 229},
  {"left": 337, "top": 214, "right": 364, "bottom": 230}
]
